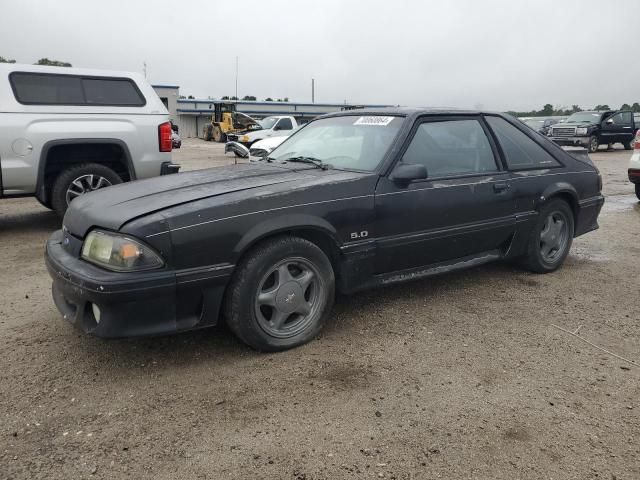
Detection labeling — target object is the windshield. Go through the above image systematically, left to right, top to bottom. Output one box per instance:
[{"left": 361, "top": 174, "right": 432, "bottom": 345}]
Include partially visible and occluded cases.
[
  {"left": 565, "top": 112, "right": 602, "bottom": 124},
  {"left": 268, "top": 115, "right": 403, "bottom": 171},
  {"left": 260, "top": 117, "right": 278, "bottom": 129}
]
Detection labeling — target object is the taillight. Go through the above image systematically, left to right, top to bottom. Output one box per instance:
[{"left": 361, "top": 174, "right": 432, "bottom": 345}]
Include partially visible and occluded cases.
[{"left": 158, "top": 122, "right": 172, "bottom": 152}]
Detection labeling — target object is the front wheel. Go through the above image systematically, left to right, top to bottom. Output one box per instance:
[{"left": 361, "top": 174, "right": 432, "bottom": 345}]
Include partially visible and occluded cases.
[
  {"left": 212, "top": 125, "right": 226, "bottom": 143},
  {"left": 588, "top": 135, "right": 599, "bottom": 153},
  {"left": 51, "top": 163, "right": 122, "bottom": 218},
  {"left": 522, "top": 199, "right": 574, "bottom": 273},
  {"left": 224, "top": 236, "right": 335, "bottom": 351}
]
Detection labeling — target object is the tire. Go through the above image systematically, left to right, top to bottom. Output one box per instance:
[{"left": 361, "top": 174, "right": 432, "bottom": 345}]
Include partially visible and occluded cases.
[
  {"left": 212, "top": 125, "right": 227, "bottom": 143},
  {"left": 588, "top": 135, "right": 599, "bottom": 153},
  {"left": 623, "top": 139, "right": 633, "bottom": 150},
  {"left": 51, "top": 163, "right": 122, "bottom": 218},
  {"left": 635, "top": 183, "right": 640, "bottom": 201},
  {"left": 522, "top": 198, "right": 575, "bottom": 273},
  {"left": 224, "top": 236, "right": 335, "bottom": 351}
]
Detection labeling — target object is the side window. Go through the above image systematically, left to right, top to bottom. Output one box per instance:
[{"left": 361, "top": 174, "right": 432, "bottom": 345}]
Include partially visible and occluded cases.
[
  {"left": 10, "top": 72, "right": 84, "bottom": 104},
  {"left": 10, "top": 72, "right": 145, "bottom": 106},
  {"left": 83, "top": 78, "right": 145, "bottom": 106},
  {"left": 620, "top": 112, "right": 632, "bottom": 124},
  {"left": 485, "top": 116, "right": 560, "bottom": 170},
  {"left": 276, "top": 118, "right": 293, "bottom": 130},
  {"left": 401, "top": 119, "right": 497, "bottom": 177}
]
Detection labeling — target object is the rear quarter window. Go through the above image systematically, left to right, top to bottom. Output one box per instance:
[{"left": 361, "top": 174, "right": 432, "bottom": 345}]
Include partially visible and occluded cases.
[
  {"left": 9, "top": 72, "right": 145, "bottom": 106},
  {"left": 486, "top": 116, "right": 560, "bottom": 170}
]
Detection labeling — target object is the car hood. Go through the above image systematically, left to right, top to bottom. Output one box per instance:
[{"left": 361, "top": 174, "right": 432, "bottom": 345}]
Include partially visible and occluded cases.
[
  {"left": 553, "top": 122, "right": 595, "bottom": 128},
  {"left": 63, "top": 163, "right": 314, "bottom": 237}
]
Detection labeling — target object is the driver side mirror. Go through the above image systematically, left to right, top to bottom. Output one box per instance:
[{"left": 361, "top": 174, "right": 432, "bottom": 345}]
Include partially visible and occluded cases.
[
  {"left": 605, "top": 118, "right": 614, "bottom": 125},
  {"left": 391, "top": 163, "right": 428, "bottom": 185}
]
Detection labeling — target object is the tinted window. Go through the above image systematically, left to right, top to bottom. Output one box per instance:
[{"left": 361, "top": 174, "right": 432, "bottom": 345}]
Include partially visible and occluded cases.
[
  {"left": 10, "top": 72, "right": 145, "bottom": 106},
  {"left": 11, "top": 72, "right": 84, "bottom": 104},
  {"left": 83, "top": 78, "right": 144, "bottom": 105},
  {"left": 609, "top": 112, "right": 632, "bottom": 124},
  {"left": 486, "top": 116, "right": 560, "bottom": 170},
  {"left": 276, "top": 118, "right": 293, "bottom": 130},
  {"left": 401, "top": 119, "right": 497, "bottom": 177}
]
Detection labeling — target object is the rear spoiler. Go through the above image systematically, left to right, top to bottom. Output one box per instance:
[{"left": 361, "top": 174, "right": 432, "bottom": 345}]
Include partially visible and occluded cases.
[{"left": 563, "top": 147, "right": 594, "bottom": 166}]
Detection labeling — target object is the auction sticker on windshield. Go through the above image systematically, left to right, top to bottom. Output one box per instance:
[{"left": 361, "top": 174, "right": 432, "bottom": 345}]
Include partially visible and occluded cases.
[{"left": 353, "top": 116, "right": 395, "bottom": 126}]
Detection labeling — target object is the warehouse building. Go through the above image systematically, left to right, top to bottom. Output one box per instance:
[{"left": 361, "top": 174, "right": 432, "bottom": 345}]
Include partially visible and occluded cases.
[{"left": 152, "top": 84, "right": 390, "bottom": 138}]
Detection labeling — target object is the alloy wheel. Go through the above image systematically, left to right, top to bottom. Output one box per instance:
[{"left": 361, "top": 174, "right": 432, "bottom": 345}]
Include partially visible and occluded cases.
[
  {"left": 65, "top": 174, "right": 112, "bottom": 205},
  {"left": 539, "top": 211, "right": 569, "bottom": 263},
  {"left": 254, "top": 257, "right": 324, "bottom": 338}
]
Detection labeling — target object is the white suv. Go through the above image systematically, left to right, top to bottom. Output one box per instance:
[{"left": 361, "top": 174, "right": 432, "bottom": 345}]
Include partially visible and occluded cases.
[{"left": 0, "top": 64, "right": 179, "bottom": 216}]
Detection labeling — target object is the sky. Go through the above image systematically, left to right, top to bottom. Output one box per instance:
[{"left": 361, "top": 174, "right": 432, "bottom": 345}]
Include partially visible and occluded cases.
[{"left": 1, "top": 0, "right": 638, "bottom": 111}]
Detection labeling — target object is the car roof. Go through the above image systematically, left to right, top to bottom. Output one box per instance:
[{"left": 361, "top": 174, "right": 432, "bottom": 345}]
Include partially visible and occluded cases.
[{"left": 320, "top": 107, "right": 512, "bottom": 121}]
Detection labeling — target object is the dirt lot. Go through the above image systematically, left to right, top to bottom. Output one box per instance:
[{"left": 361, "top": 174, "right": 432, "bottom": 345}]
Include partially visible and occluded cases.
[{"left": 1, "top": 139, "right": 639, "bottom": 479}]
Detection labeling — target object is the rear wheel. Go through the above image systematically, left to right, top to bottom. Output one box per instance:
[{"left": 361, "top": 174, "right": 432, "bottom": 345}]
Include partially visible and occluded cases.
[
  {"left": 588, "top": 135, "right": 599, "bottom": 153},
  {"left": 623, "top": 139, "right": 633, "bottom": 150},
  {"left": 51, "top": 163, "right": 122, "bottom": 218},
  {"left": 635, "top": 183, "right": 640, "bottom": 201},
  {"left": 522, "top": 199, "right": 574, "bottom": 273},
  {"left": 224, "top": 236, "right": 335, "bottom": 351}
]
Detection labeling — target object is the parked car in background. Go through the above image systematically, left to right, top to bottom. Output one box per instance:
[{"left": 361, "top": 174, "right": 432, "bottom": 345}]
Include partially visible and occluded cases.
[
  {"left": 0, "top": 63, "right": 179, "bottom": 217},
  {"left": 46, "top": 109, "right": 604, "bottom": 351},
  {"left": 549, "top": 110, "right": 635, "bottom": 153},
  {"left": 226, "top": 115, "right": 299, "bottom": 147},
  {"left": 523, "top": 118, "right": 559, "bottom": 135},
  {"left": 225, "top": 130, "right": 296, "bottom": 159},
  {"left": 629, "top": 130, "right": 640, "bottom": 200},
  {"left": 171, "top": 131, "right": 182, "bottom": 149}
]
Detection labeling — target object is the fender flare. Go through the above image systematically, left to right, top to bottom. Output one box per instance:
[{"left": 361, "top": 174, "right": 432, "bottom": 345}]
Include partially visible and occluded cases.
[
  {"left": 36, "top": 138, "right": 135, "bottom": 203},
  {"left": 537, "top": 182, "right": 579, "bottom": 214},
  {"left": 233, "top": 213, "right": 342, "bottom": 258}
]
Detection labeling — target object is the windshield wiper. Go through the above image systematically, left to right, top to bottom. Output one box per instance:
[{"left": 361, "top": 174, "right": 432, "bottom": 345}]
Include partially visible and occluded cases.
[{"left": 283, "top": 156, "right": 331, "bottom": 170}]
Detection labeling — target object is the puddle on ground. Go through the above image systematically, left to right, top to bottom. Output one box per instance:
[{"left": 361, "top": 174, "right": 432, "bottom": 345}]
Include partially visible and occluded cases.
[{"left": 601, "top": 194, "right": 639, "bottom": 214}]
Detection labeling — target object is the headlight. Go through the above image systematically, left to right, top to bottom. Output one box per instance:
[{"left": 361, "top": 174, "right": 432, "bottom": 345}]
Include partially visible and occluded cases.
[
  {"left": 576, "top": 127, "right": 588, "bottom": 135},
  {"left": 240, "top": 135, "right": 250, "bottom": 142},
  {"left": 81, "top": 230, "right": 164, "bottom": 271}
]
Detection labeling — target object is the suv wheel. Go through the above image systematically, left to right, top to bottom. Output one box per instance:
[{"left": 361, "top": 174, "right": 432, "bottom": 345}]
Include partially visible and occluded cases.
[
  {"left": 588, "top": 135, "right": 599, "bottom": 153},
  {"left": 623, "top": 139, "right": 633, "bottom": 150},
  {"left": 51, "top": 163, "right": 122, "bottom": 218},
  {"left": 635, "top": 184, "right": 640, "bottom": 201},
  {"left": 522, "top": 199, "right": 574, "bottom": 273},
  {"left": 224, "top": 236, "right": 335, "bottom": 351}
]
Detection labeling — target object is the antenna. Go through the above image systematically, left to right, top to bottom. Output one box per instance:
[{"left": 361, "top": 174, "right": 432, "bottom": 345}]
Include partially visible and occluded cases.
[
  {"left": 143, "top": 61, "right": 147, "bottom": 79},
  {"left": 312, "top": 78, "right": 315, "bottom": 103}
]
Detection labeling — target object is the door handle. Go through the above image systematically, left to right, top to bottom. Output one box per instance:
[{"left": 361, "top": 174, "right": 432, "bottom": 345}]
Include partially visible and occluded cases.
[{"left": 493, "top": 181, "right": 510, "bottom": 193}]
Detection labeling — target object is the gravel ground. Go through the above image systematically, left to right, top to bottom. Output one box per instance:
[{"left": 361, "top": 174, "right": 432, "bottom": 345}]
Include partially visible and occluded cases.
[{"left": 1, "top": 139, "right": 639, "bottom": 480}]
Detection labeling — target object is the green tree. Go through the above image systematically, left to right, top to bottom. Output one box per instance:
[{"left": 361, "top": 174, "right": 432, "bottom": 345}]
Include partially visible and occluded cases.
[
  {"left": 0, "top": 56, "right": 16, "bottom": 63},
  {"left": 35, "top": 58, "right": 72, "bottom": 67},
  {"left": 179, "top": 95, "right": 186, "bottom": 99},
  {"left": 187, "top": 95, "right": 195, "bottom": 99},
  {"left": 242, "top": 95, "right": 256, "bottom": 101},
  {"left": 221, "top": 96, "right": 230, "bottom": 100},
  {"left": 230, "top": 96, "right": 238, "bottom": 100},
  {"left": 265, "top": 97, "right": 273, "bottom": 101},
  {"left": 283, "top": 97, "right": 289, "bottom": 102},
  {"left": 621, "top": 103, "right": 631, "bottom": 110},
  {"left": 632, "top": 103, "right": 640, "bottom": 113},
  {"left": 540, "top": 104, "right": 554, "bottom": 116},
  {"left": 594, "top": 104, "right": 610, "bottom": 111},
  {"left": 570, "top": 105, "right": 582, "bottom": 114}
]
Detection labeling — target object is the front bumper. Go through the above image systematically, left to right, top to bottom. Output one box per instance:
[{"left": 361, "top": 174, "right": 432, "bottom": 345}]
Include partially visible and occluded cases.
[
  {"left": 550, "top": 136, "right": 590, "bottom": 147},
  {"left": 45, "top": 230, "right": 231, "bottom": 338}
]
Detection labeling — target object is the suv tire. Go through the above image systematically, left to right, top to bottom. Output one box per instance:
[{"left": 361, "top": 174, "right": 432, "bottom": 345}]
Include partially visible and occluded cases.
[
  {"left": 588, "top": 135, "right": 599, "bottom": 153},
  {"left": 623, "top": 139, "right": 633, "bottom": 150},
  {"left": 51, "top": 163, "right": 122, "bottom": 218},
  {"left": 635, "top": 184, "right": 640, "bottom": 201},
  {"left": 522, "top": 198, "right": 575, "bottom": 273},
  {"left": 224, "top": 236, "right": 335, "bottom": 351}
]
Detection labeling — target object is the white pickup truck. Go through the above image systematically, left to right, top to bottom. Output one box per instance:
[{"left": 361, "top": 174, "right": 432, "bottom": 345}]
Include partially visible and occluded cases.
[
  {"left": 0, "top": 63, "right": 179, "bottom": 217},
  {"left": 226, "top": 115, "right": 298, "bottom": 147}
]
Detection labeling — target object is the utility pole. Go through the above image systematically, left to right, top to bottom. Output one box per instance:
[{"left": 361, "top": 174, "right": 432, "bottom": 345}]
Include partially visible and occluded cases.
[
  {"left": 235, "top": 56, "right": 238, "bottom": 100},
  {"left": 143, "top": 61, "right": 147, "bottom": 79},
  {"left": 311, "top": 78, "right": 315, "bottom": 103}
]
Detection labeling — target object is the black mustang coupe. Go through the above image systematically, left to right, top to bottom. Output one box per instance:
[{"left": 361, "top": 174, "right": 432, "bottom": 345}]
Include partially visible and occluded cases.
[{"left": 46, "top": 109, "right": 604, "bottom": 351}]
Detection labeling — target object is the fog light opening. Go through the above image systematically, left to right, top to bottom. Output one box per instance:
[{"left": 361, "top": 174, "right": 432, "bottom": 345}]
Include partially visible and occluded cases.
[{"left": 92, "top": 303, "right": 102, "bottom": 324}]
